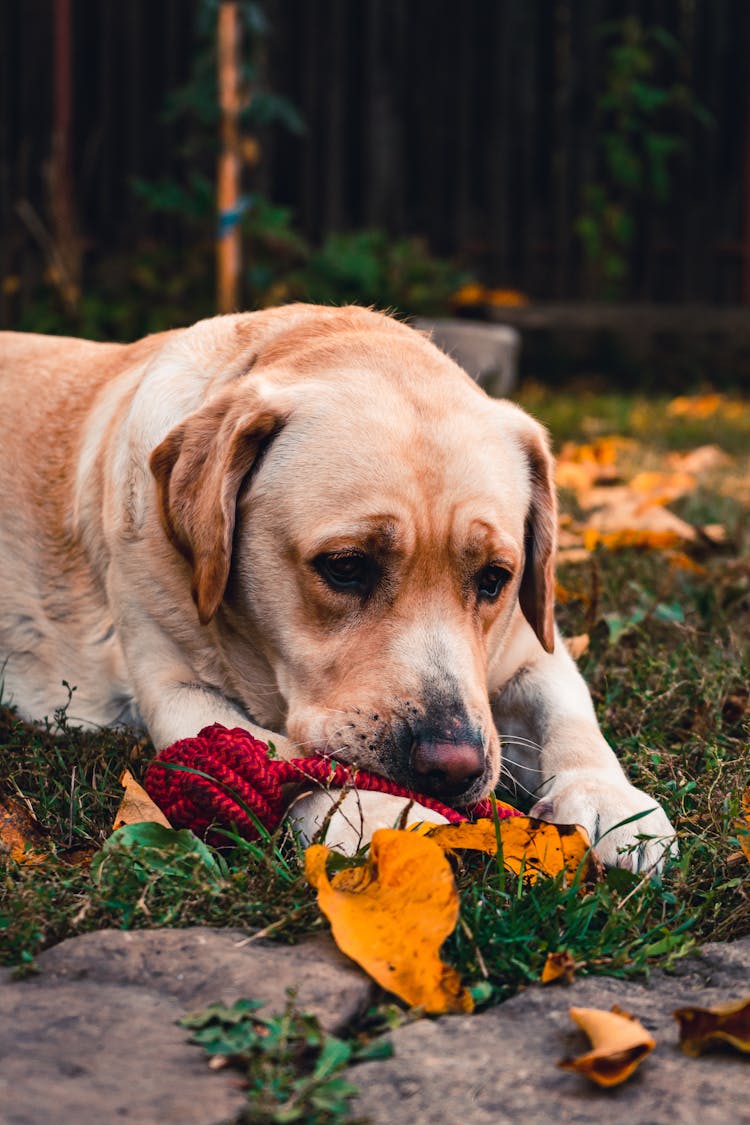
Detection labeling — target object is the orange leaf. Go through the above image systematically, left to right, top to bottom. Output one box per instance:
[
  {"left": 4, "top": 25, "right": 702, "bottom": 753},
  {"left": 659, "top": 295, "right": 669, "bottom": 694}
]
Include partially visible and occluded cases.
[
  {"left": 667, "top": 393, "right": 725, "bottom": 419},
  {"left": 628, "top": 470, "right": 696, "bottom": 505},
  {"left": 583, "top": 499, "right": 697, "bottom": 544},
  {"left": 584, "top": 528, "right": 685, "bottom": 553},
  {"left": 113, "top": 770, "right": 172, "bottom": 832},
  {"left": 739, "top": 788, "right": 750, "bottom": 865},
  {"left": 0, "top": 794, "right": 49, "bottom": 865},
  {"left": 427, "top": 817, "right": 600, "bottom": 886},
  {"left": 305, "top": 829, "right": 473, "bottom": 1013},
  {"left": 541, "top": 950, "right": 576, "bottom": 984},
  {"left": 674, "top": 995, "right": 750, "bottom": 1056},
  {"left": 559, "top": 1005, "right": 655, "bottom": 1087}
]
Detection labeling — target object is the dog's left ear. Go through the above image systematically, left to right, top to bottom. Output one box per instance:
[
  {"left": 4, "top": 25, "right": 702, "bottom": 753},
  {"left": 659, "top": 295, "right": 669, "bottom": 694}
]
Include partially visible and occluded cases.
[
  {"left": 150, "top": 387, "right": 290, "bottom": 625},
  {"left": 518, "top": 423, "right": 557, "bottom": 653}
]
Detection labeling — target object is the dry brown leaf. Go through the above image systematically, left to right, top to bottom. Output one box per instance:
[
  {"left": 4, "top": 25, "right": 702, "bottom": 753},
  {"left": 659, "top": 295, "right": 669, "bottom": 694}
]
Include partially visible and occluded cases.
[
  {"left": 667, "top": 445, "right": 731, "bottom": 474},
  {"left": 628, "top": 469, "right": 697, "bottom": 505},
  {"left": 583, "top": 499, "right": 697, "bottom": 543},
  {"left": 584, "top": 528, "right": 685, "bottom": 552},
  {"left": 556, "top": 547, "right": 591, "bottom": 565},
  {"left": 564, "top": 634, "right": 590, "bottom": 660},
  {"left": 113, "top": 770, "right": 172, "bottom": 831},
  {"left": 739, "top": 788, "right": 750, "bottom": 865},
  {"left": 0, "top": 794, "right": 49, "bottom": 864},
  {"left": 427, "top": 817, "right": 601, "bottom": 886},
  {"left": 305, "top": 829, "right": 473, "bottom": 1014},
  {"left": 541, "top": 950, "right": 576, "bottom": 984},
  {"left": 674, "top": 995, "right": 750, "bottom": 1056},
  {"left": 558, "top": 1005, "right": 655, "bottom": 1087}
]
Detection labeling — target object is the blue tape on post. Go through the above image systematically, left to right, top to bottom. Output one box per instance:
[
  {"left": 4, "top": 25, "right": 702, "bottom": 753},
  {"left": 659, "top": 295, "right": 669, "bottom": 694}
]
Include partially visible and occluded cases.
[{"left": 218, "top": 195, "right": 253, "bottom": 237}]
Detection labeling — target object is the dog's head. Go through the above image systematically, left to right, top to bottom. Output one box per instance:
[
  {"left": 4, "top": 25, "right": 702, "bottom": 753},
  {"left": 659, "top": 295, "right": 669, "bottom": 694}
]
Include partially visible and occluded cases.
[{"left": 150, "top": 307, "right": 556, "bottom": 805}]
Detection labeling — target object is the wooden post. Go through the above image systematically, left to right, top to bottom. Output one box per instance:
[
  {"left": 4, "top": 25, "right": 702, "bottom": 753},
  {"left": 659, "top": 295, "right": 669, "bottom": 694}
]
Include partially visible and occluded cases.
[
  {"left": 50, "top": 0, "right": 81, "bottom": 313},
  {"left": 217, "top": 2, "right": 241, "bottom": 314}
]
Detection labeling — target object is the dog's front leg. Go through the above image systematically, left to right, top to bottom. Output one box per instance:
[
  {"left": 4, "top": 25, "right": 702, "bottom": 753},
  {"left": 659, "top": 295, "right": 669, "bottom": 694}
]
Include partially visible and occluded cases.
[{"left": 491, "top": 635, "right": 676, "bottom": 873}]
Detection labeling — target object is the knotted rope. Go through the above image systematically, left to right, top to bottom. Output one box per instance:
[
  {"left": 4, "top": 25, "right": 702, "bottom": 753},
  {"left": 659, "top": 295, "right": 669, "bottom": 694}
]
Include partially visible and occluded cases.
[{"left": 143, "top": 723, "right": 520, "bottom": 844}]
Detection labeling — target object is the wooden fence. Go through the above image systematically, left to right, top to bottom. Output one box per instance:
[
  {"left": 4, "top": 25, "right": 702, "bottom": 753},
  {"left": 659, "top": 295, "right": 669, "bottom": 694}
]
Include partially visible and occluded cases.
[{"left": 1, "top": 0, "right": 748, "bottom": 330}]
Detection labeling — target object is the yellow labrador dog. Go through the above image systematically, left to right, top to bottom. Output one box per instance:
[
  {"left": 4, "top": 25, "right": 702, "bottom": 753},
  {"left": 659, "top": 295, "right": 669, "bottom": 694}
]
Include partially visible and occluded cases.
[{"left": 0, "top": 305, "right": 674, "bottom": 869}]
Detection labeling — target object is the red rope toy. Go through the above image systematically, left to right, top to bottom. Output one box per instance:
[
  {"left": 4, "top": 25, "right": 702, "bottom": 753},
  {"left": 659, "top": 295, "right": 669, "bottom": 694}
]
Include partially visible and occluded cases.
[{"left": 144, "top": 723, "right": 520, "bottom": 845}]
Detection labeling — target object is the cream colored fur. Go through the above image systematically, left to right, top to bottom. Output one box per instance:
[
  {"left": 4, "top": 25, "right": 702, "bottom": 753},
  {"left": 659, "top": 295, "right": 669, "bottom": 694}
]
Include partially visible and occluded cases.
[{"left": 0, "top": 306, "right": 675, "bottom": 870}]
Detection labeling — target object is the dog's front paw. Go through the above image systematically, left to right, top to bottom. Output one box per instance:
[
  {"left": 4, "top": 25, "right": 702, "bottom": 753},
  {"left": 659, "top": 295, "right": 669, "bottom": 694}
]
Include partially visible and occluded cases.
[
  {"left": 530, "top": 770, "right": 677, "bottom": 875},
  {"left": 287, "top": 788, "right": 449, "bottom": 855}
]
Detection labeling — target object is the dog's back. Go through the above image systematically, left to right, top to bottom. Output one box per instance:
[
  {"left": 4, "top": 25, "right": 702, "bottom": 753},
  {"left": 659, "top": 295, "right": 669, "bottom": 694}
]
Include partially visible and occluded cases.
[{"left": 0, "top": 332, "right": 143, "bottom": 723}]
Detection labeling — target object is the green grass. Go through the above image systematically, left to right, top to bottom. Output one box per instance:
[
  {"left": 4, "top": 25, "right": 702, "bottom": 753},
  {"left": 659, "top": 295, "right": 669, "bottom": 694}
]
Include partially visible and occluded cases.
[{"left": 2, "top": 389, "right": 749, "bottom": 1011}]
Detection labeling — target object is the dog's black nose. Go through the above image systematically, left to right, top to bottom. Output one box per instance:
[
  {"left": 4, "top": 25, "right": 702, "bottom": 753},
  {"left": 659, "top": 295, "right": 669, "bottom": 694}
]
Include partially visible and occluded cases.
[{"left": 410, "top": 738, "right": 485, "bottom": 798}]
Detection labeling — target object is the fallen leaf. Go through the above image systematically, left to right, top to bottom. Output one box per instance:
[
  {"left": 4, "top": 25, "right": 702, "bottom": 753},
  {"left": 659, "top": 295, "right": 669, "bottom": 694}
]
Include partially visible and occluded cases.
[
  {"left": 667, "top": 393, "right": 725, "bottom": 419},
  {"left": 667, "top": 445, "right": 731, "bottom": 474},
  {"left": 628, "top": 470, "right": 697, "bottom": 505},
  {"left": 584, "top": 500, "right": 697, "bottom": 543},
  {"left": 584, "top": 528, "right": 685, "bottom": 552},
  {"left": 556, "top": 547, "right": 591, "bottom": 565},
  {"left": 564, "top": 634, "right": 590, "bottom": 660},
  {"left": 114, "top": 770, "right": 172, "bottom": 831},
  {"left": 739, "top": 788, "right": 750, "bottom": 865},
  {"left": 0, "top": 794, "right": 49, "bottom": 864},
  {"left": 427, "top": 817, "right": 600, "bottom": 886},
  {"left": 305, "top": 829, "right": 473, "bottom": 1013},
  {"left": 542, "top": 950, "right": 576, "bottom": 984},
  {"left": 674, "top": 995, "right": 750, "bottom": 1056},
  {"left": 558, "top": 1005, "right": 655, "bottom": 1087}
]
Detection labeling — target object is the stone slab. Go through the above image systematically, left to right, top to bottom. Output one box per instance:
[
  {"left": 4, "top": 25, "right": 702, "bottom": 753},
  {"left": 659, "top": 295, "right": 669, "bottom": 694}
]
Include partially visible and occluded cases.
[
  {"left": 0, "top": 927, "right": 375, "bottom": 1125},
  {"left": 350, "top": 937, "right": 750, "bottom": 1125}
]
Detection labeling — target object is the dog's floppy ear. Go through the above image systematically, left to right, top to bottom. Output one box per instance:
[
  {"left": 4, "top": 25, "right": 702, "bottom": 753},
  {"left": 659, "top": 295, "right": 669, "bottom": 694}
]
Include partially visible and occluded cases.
[
  {"left": 150, "top": 388, "right": 289, "bottom": 625},
  {"left": 518, "top": 424, "right": 557, "bottom": 653}
]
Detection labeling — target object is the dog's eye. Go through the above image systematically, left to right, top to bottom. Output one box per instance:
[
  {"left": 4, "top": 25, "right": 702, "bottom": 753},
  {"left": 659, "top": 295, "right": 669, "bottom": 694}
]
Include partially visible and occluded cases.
[
  {"left": 315, "top": 552, "right": 374, "bottom": 594},
  {"left": 476, "top": 564, "right": 512, "bottom": 601}
]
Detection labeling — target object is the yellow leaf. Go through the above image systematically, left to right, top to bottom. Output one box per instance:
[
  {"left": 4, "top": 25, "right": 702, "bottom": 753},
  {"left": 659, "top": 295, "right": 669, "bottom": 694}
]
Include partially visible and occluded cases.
[
  {"left": 450, "top": 282, "right": 487, "bottom": 308},
  {"left": 486, "top": 287, "right": 529, "bottom": 307},
  {"left": 667, "top": 393, "right": 725, "bottom": 419},
  {"left": 628, "top": 470, "right": 696, "bottom": 505},
  {"left": 584, "top": 528, "right": 684, "bottom": 552},
  {"left": 113, "top": 770, "right": 172, "bottom": 832},
  {"left": 739, "top": 788, "right": 750, "bottom": 865},
  {"left": 0, "top": 794, "right": 49, "bottom": 865},
  {"left": 427, "top": 817, "right": 600, "bottom": 886},
  {"left": 305, "top": 829, "right": 473, "bottom": 1013},
  {"left": 541, "top": 950, "right": 576, "bottom": 984},
  {"left": 674, "top": 994, "right": 750, "bottom": 1056},
  {"left": 558, "top": 1005, "right": 655, "bottom": 1087}
]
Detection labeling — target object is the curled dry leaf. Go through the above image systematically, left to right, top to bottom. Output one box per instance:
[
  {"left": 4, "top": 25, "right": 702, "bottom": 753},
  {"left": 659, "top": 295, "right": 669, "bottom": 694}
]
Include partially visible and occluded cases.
[
  {"left": 113, "top": 770, "right": 172, "bottom": 832},
  {"left": 0, "top": 794, "right": 49, "bottom": 864},
  {"left": 427, "top": 817, "right": 601, "bottom": 887},
  {"left": 305, "top": 828, "right": 473, "bottom": 1014},
  {"left": 541, "top": 950, "right": 576, "bottom": 984},
  {"left": 673, "top": 995, "right": 750, "bottom": 1056},
  {"left": 558, "top": 1005, "right": 655, "bottom": 1087}
]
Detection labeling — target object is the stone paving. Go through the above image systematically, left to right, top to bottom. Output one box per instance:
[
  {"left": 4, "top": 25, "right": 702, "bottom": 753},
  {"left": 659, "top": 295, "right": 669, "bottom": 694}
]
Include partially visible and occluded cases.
[{"left": 0, "top": 928, "right": 748, "bottom": 1124}]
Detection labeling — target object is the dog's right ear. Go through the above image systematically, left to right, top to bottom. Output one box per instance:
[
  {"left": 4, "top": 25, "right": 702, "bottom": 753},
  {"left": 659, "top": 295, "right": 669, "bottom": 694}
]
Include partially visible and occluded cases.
[{"left": 150, "top": 388, "right": 290, "bottom": 626}]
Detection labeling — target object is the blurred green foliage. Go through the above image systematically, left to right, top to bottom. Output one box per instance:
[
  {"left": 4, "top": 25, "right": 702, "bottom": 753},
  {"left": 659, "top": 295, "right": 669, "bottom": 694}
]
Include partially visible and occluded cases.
[
  {"left": 17, "top": 0, "right": 464, "bottom": 341},
  {"left": 577, "top": 18, "right": 713, "bottom": 298}
]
